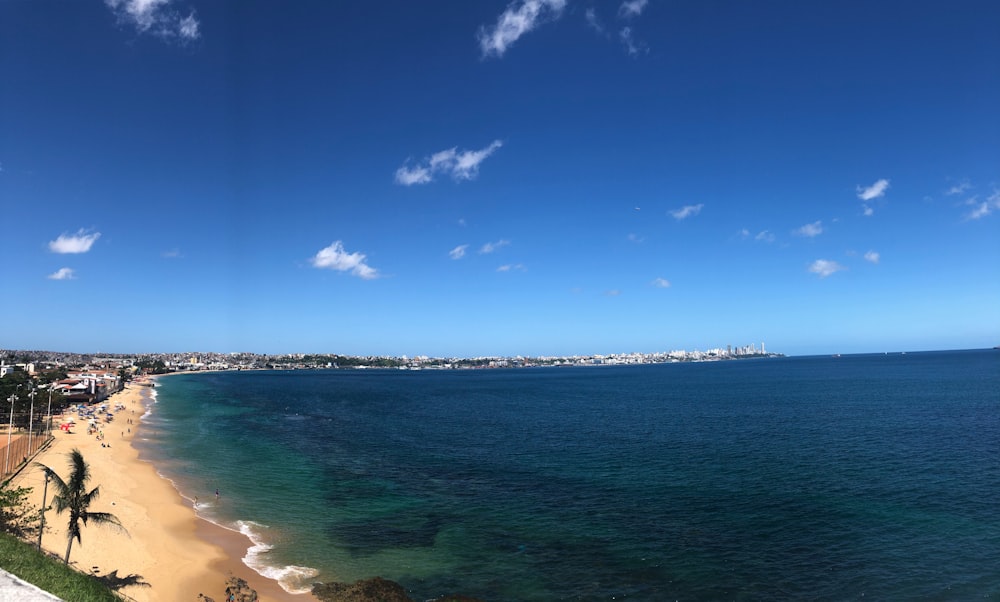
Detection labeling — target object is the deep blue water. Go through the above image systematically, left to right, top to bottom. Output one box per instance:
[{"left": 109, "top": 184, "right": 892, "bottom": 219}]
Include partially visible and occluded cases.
[{"left": 139, "top": 350, "right": 1000, "bottom": 600}]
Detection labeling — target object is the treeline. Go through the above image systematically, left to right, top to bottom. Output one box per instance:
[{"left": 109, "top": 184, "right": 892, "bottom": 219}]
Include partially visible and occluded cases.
[
  {"left": 298, "top": 354, "right": 404, "bottom": 368},
  {"left": 135, "top": 359, "right": 170, "bottom": 374},
  {"left": 0, "top": 369, "right": 70, "bottom": 429}
]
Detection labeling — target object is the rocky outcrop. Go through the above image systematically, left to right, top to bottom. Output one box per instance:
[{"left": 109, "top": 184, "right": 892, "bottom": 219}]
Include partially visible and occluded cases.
[
  {"left": 197, "top": 574, "right": 258, "bottom": 602},
  {"left": 311, "top": 577, "right": 483, "bottom": 602},
  {"left": 312, "top": 577, "right": 411, "bottom": 602}
]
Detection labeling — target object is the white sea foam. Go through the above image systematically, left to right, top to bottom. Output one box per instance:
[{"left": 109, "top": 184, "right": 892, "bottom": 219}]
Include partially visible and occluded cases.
[
  {"left": 140, "top": 389, "right": 156, "bottom": 421},
  {"left": 237, "top": 520, "right": 320, "bottom": 595}
]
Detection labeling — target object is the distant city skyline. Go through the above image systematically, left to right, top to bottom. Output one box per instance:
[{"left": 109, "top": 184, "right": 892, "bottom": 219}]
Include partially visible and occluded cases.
[{"left": 1, "top": 1, "right": 998, "bottom": 357}]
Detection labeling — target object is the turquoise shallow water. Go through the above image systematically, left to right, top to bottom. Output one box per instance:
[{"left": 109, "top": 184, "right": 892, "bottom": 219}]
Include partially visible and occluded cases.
[{"left": 137, "top": 350, "right": 1000, "bottom": 600}]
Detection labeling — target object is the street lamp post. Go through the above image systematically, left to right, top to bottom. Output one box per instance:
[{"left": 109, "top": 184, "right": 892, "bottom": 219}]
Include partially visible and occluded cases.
[
  {"left": 45, "top": 387, "right": 53, "bottom": 438},
  {"left": 27, "top": 388, "right": 36, "bottom": 456},
  {"left": 4, "top": 394, "right": 15, "bottom": 475},
  {"left": 37, "top": 471, "right": 49, "bottom": 551}
]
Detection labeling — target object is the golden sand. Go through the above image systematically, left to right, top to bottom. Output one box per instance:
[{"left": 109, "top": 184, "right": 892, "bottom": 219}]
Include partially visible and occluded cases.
[{"left": 10, "top": 381, "right": 306, "bottom": 602}]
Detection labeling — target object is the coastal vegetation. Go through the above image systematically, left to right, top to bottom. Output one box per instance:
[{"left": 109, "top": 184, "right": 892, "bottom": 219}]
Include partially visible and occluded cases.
[
  {"left": 36, "top": 449, "right": 125, "bottom": 565},
  {"left": 0, "top": 482, "right": 39, "bottom": 539},
  {"left": 0, "top": 531, "right": 121, "bottom": 601}
]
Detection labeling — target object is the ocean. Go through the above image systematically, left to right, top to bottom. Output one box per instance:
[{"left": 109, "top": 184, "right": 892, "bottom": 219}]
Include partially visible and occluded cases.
[{"left": 136, "top": 350, "right": 1000, "bottom": 600}]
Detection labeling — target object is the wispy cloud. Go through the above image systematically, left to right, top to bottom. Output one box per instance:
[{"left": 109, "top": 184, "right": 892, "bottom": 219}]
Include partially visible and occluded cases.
[
  {"left": 104, "top": 0, "right": 200, "bottom": 41},
  {"left": 478, "top": 0, "right": 567, "bottom": 59},
  {"left": 619, "top": 0, "right": 649, "bottom": 18},
  {"left": 585, "top": 8, "right": 604, "bottom": 33},
  {"left": 177, "top": 12, "right": 199, "bottom": 39},
  {"left": 619, "top": 26, "right": 644, "bottom": 56},
  {"left": 395, "top": 140, "right": 503, "bottom": 185},
  {"left": 394, "top": 165, "right": 432, "bottom": 186},
  {"left": 857, "top": 178, "right": 890, "bottom": 201},
  {"left": 945, "top": 180, "right": 972, "bottom": 196},
  {"left": 964, "top": 189, "right": 1000, "bottom": 220},
  {"left": 670, "top": 204, "right": 703, "bottom": 220},
  {"left": 862, "top": 204, "right": 874, "bottom": 217},
  {"left": 794, "top": 221, "right": 823, "bottom": 237},
  {"left": 49, "top": 229, "right": 101, "bottom": 254},
  {"left": 755, "top": 230, "right": 775, "bottom": 243},
  {"left": 627, "top": 233, "right": 644, "bottom": 244},
  {"left": 479, "top": 239, "right": 511, "bottom": 254},
  {"left": 310, "top": 241, "right": 378, "bottom": 280},
  {"left": 449, "top": 244, "right": 469, "bottom": 260},
  {"left": 162, "top": 249, "right": 182, "bottom": 258},
  {"left": 864, "top": 250, "right": 880, "bottom": 264},
  {"left": 808, "top": 259, "right": 845, "bottom": 278},
  {"left": 497, "top": 263, "right": 526, "bottom": 272},
  {"left": 47, "top": 268, "right": 76, "bottom": 281},
  {"left": 651, "top": 277, "right": 671, "bottom": 288},
  {"left": 605, "top": 289, "right": 622, "bottom": 296}
]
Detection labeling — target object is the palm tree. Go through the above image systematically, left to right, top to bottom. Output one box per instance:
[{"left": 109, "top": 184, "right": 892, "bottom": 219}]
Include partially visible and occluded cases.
[{"left": 36, "top": 448, "right": 125, "bottom": 564}]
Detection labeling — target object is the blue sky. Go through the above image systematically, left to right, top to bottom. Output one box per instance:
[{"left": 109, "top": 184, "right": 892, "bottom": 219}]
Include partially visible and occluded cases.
[{"left": 2, "top": 0, "right": 998, "bottom": 357}]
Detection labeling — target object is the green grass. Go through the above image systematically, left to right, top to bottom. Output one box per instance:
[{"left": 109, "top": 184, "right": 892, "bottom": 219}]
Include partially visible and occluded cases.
[{"left": 0, "top": 532, "right": 121, "bottom": 601}]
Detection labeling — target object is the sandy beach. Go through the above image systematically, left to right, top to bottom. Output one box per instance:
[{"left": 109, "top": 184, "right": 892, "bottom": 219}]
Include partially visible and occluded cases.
[{"left": 9, "top": 379, "right": 306, "bottom": 602}]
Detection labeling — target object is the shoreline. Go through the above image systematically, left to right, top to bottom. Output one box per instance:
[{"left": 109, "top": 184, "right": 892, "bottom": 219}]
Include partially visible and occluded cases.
[{"left": 11, "top": 377, "right": 309, "bottom": 601}]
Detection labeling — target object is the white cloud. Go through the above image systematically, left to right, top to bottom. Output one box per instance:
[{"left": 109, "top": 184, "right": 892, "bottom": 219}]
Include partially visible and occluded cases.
[
  {"left": 105, "top": 0, "right": 200, "bottom": 41},
  {"left": 478, "top": 0, "right": 567, "bottom": 58},
  {"left": 619, "top": 0, "right": 649, "bottom": 18},
  {"left": 585, "top": 8, "right": 604, "bottom": 33},
  {"left": 178, "top": 13, "right": 199, "bottom": 39},
  {"left": 619, "top": 26, "right": 642, "bottom": 56},
  {"left": 395, "top": 140, "right": 503, "bottom": 185},
  {"left": 453, "top": 141, "right": 504, "bottom": 180},
  {"left": 394, "top": 164, "right": 433, "bottom": 186},
  {"left": 857, "top": 178, "right": 890, "bottom": 201},
  {"left": 946, "top": 180, "right": 971, "bottom": 196},
  {"left": 964, "top": 190, "right": 1000, "bottom": 220},
  {"left": 966, "top": 201, "right": 990, "bottom": 220},
  {"left": 670, "top": 203, "right": 703, "bottom": 220},
  {"left": 862, "top": 204, "right": 874, "bottom": 216},
  {"left": 794, "top": 221, "right": 823, "bottom": 237},
  {"left": 49, "top": 229, "right": 101, "bottom": 254},
  {"left": 755, "top": 230, "right": 775, "bottom": 243},
  {"left": 627, "top": 233, "right": 644, "bottom": 243},
  {"left": 479, "top": 239, "right": 510, "bottom": 254},
  {"left": 310, "top": 241, "right": 379, "bottom": 280},
  {"left": 449, "top": 244, "right": 469, "bottom": 260},
  {"left": 162, "top": 249, "right": 182, "bottom": 258},
  {"left": 864, "top": 250, "right": 880, "bottom": 264},
  {"left": 808, "top": 259, "right": 846, "bottom": 278},
  {"left": 497, "top": 263, "right": 526, "bottom": 272},
  {"left": 47, "top": 268, "right": 75, "bottom": 281},
  {"left": 651, "top": 277, "right": 670, "bottom": 288},
  {"left": 605, "top": 289, "right": 621, "bottom": 296}
]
